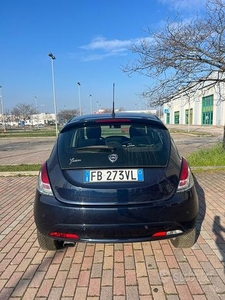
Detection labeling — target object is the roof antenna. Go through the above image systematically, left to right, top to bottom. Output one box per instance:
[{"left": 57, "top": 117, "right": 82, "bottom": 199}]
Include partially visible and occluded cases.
[{"left": 112, "top": 83, "right": 116, "bottom": 118}]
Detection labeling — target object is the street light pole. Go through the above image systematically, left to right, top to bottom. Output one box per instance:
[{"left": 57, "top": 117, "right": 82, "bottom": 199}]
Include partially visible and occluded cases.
[
  {"left": 48, "top": 52, "right": 58, "bottom": 137},
  {"left": 77, "top": 82, "right": 81, "bottom": 116},
  {"left": 0, "top": 85, "right": 6, "bottom": 132},
  {"left": 90, "top": 94, "right": 92, "bottom": 114}
]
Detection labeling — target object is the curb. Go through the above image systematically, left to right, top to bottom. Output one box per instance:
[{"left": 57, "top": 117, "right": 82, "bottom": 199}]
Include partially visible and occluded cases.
[
  {"left": 191, "top": 166, "right": 225, "bottom": 171},
  {"left": 0, "top": 171, "right": 39, "bottom": 177}
]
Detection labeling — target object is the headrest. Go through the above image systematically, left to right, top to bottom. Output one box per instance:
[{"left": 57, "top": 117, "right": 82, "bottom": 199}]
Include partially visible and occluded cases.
[
  {"left": 129, "top": 125, "right": 146, "bottom": 138},
  {"left": 86, "top": 126, "right": 101, "bottom": 139}
]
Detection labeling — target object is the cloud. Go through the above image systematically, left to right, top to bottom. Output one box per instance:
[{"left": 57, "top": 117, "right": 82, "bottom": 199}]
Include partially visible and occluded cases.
[
  {"left": 158, "top": 0, "right": 207, "bottom": 11},
  {"left": 79, "top": 36, "right": 153, "bottom": 61},
  {"left": 80, "top": 36, "right": 135, "bottom": 61},
  {"left": 81, "top": 36, "right": 132, "bottom": 52}
]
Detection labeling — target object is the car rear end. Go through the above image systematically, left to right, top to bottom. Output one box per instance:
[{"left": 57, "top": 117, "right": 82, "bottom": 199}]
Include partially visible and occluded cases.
[{"left": 34, "top": 113, "right": 198, "bottom": 249}]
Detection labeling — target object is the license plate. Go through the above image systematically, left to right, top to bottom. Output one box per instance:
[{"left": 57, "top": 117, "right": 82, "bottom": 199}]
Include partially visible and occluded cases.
[{"left": 84, "top": 169, "right": 144, "bottom": 183}]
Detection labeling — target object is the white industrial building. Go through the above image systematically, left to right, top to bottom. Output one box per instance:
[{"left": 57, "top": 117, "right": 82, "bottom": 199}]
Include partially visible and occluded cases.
[{"left": 163, "top": 73, "right": 225, "bottom": 126}]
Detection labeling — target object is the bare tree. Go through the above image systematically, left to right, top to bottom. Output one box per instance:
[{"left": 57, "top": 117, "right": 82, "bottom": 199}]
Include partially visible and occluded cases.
[
  {"left": 123, "top": 0, "right": 225, "bottom": 147},
  {"left": 11, "top": 103, "right": 37, "bottom": 123},
  {"left": 57, "top": 109, "right": 79, "bottom": 124}
]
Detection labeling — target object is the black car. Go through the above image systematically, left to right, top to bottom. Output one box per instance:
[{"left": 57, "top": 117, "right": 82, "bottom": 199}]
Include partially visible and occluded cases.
[{"left": 34, "top": 112, "right": 199, "bottom": 250}]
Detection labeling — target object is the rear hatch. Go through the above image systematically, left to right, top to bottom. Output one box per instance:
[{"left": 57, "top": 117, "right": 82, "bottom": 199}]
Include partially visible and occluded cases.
[{"left": 48, "top": 117, "right": 181, "bottom": 205}]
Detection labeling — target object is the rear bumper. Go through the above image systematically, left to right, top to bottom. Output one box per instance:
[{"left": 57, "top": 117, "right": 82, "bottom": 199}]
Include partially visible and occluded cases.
[{"left": 34, "top": 188, "right": 198, "bottom": 243}]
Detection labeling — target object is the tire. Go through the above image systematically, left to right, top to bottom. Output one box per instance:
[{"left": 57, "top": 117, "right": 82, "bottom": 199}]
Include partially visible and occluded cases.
[
  {"left": 170, "top": 227, "right": 197, "bottom": 248},
  {"left": 37, "top": 230, "right": 65, "bottom": 251}
]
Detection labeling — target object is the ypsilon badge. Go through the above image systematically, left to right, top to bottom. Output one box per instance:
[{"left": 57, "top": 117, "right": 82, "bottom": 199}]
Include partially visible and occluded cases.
[{"left": 108, "top": 154, "right": 118, "bottom": 163}]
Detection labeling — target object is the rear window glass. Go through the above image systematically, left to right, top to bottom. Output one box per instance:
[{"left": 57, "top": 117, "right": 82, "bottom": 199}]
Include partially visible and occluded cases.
[{"left": 58, "top": 122, "right": 170, "bottom": 169}]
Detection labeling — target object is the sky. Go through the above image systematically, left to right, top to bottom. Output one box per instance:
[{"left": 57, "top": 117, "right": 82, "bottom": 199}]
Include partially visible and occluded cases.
[{"left": 0, "top": 0, "right": 207, "bottom": 114}]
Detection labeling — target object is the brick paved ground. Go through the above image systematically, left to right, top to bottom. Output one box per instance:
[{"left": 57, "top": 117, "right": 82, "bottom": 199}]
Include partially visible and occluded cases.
[{"left": 0, "top": 172, "right": 225, "bottom": 300}]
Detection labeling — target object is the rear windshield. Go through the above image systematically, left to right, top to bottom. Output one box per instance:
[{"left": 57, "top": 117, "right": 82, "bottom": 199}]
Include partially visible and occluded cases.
[{"left": 58, "top": 122, "right": 170, "bottom": 169}]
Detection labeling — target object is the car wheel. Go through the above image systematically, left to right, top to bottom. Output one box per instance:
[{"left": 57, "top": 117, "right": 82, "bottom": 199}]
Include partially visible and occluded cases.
[
  {"left": 170, "top": 227, "right": 197, "bottom": 248},
  {"left": 37, "top": 230, "right": 65, "bottom": 251}
]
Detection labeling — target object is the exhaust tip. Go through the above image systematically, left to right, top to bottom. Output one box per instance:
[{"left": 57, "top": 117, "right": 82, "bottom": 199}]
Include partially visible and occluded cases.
[{"left": 63, "top": 242, "right": 76, "bottom": 248}]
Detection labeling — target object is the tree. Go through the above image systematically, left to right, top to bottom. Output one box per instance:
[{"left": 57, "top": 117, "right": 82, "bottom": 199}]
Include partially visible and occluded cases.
[
  {"left": 124, "top": 0, "right": 225, "bottom": 147},
  {"left": 11, "top": 103, "right": 37, "bottom": 123},
  {"left": 57, "top": 109, "right": 79, "bottom": 124}
]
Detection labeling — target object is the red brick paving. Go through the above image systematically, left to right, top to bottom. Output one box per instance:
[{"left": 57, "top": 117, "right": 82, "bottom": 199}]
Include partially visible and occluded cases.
[{"left": 0, "top": 171, "right": 225, "bottom": 299}]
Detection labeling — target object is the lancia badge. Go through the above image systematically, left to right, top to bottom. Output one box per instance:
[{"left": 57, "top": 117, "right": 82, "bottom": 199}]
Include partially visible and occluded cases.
[{"left": 108, "top": 154, "right": 118, "bottom": 163}]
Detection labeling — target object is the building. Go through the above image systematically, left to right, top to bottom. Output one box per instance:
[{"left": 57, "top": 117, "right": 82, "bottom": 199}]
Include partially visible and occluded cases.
[
  {"left": 163, "top": 73, "right": 225, "bottom": 126},
  {"left": 0, "top": 112, "right": 56, "bottom": 127}
]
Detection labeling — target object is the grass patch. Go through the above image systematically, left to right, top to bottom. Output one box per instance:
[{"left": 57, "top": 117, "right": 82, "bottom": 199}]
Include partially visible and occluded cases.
[
  {"left": 0, "top": 131, "right": 57, "bottom": 138},
  {"left": 186, "top": 143, "right": 225, "bottom": 166},
  {"left": 0, "top": 164, "right": 41, "bottom": 172}
]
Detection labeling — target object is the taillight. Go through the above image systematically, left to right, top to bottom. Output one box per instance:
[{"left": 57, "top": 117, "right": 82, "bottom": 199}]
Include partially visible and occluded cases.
[
  {"left": 177, "top": 157, "right": 194, "bottom": 192},
  {"left": 37, "top": 162, "right": 53, "bottom": 196},
  {"left": 152, "top": 229, "right": 183, "bottom": 237},
  {"left": 49, "top": 232, "right": 80, "bottom": 240}
]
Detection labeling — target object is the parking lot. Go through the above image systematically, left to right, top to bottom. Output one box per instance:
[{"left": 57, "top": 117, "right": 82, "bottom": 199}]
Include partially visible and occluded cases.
[
  {"left": 0, "top": 125, "right": 224, "bottom": 299},
  {"left": 0, "top": 172, "right": 225, "bottom": 300}
]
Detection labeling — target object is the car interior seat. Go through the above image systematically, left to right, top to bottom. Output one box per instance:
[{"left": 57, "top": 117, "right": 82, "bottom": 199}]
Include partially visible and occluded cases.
[
  {"left": 129, "top": 125, "right": 150, "bottom": 146},
  {"left": 80, "top": 126, "right": 105, "bottom": 147}
]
